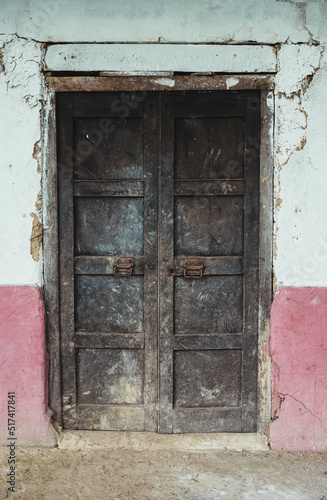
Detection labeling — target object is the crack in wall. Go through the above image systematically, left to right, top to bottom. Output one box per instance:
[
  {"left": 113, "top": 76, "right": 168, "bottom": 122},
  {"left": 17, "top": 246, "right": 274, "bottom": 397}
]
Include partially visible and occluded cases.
[
  {"left": 272, "top": 43, "right": 324, "bottom": 289},
  {"left": 0, "top": 48, "right": 4, "bottom": 72},
  {"left": 33, "top": 140, "right": 42, "bottom": 174},
  {"left": 30, "top": 212, "right": 42, "bottom": 262},
  {"left": 270, "top": 359, "right": 282, "bottom": 422},
  {"left": 279, "top": 392, "right": 327, "bottom": 435}
]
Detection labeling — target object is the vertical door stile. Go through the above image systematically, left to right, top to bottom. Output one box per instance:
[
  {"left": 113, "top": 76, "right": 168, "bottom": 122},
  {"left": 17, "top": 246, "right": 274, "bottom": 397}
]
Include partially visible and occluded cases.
[
  {"left": 57, "top": 93, "right": 77, "bottom": 428},
  {"left": 143, "top": 93, "right": 159, "bottom": 431},
  {"left": 159, "top": 93, "right": 175, "bottom": 433},
  {"left": 242, "top": 93, "right": 261, "bottom": 431}
]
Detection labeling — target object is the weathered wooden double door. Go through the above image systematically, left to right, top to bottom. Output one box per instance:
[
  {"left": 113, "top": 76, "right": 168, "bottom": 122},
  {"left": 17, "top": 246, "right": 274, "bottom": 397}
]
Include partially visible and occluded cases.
[{"left": 57, "top": 90, "right": 260, "bottom": 433}]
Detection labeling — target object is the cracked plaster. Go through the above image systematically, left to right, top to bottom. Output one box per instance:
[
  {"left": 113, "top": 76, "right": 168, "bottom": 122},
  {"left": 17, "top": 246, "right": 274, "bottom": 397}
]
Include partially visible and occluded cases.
[
  {"left": 0, "top": 0, "right": 311, "bottom": 44},
  {"left": 0, "top": 35, "right": 43, "bottom": 285},
  {"left": 273, "top": 42, "right": 327, "bottom": 288},
  {"left": 269, "top": 288, "right": 327, "bottom": 451}
]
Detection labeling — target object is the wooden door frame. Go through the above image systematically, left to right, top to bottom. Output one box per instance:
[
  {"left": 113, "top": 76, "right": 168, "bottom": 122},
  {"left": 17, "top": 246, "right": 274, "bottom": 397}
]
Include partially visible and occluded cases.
[{"left": 42, "top": 74, "right": 274, "bottom": 433}]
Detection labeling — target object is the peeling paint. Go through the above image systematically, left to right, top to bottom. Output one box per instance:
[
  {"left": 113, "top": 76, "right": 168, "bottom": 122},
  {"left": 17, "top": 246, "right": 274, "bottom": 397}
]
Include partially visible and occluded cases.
[
  {"left": 0, "top": 35, "right": 43, "bottom": 284},
  {"left": 273, "top": 42, "right": 327, "bottom": 290},
  {"left": 273, "top": 43, "right": 281, "bottom": 55},
  {"left": 275, "top": 43, "right": 322, "bottom": 97},
  {"left": 0, "top": 49, "right": 4, "bottom": 72},
  {"left": 153, "top": 77, "right": 175, "bottom": 87},
  {"left": 225, "top": 77, "right": 239, "bottom": 89},
  {"left": 296, "top": 136, "right": 306, "bottom": 151},
  {"left": 33, "top": 140, "right": 42, "bottom": 174},
  {"left": 35, "top": 191, "right": 42, "bottom": 211},
  {"left": 275, "top": 198, "right": 283, "bottom": 211},
  {"left": 30, "top": 212, "right": 42, "bottom": 262},
  {"left": 273, "top": 227, "right": 279, "bottom": 261},
  {"left": 272, "top": 272, "right": 279, "bottom": 295}
]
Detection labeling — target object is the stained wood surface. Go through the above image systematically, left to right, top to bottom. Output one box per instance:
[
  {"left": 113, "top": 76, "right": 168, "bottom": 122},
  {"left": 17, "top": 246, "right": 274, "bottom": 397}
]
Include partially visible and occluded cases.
[
  {"left": 46, "top": 74, "right": 274, "bottom": 93},
  {"left": 57, "top": 90, "right": 261, "bottom": 433},
  {"left": 158, "top": 91, "right": 260, "bottom": 433},
  {"left": 257, "top": 91, "right": 274, "bottom": 432},
  {"left": 57, "top": 92, "right": 156, "bottom": 431},
  {"left": 43, "top": 93, "right": 62, "bottom": 425},
  {"left": 57, "top": 93, "right": 77, "bottom": 428},
  {"left": 158, "top": 93, "right": 175, "bottom": 433},
  {"left": 143, "top": 94, "right": 159, "bottom": 431},
  {"left": 241, "top": 94, "right": 260, "bottom": 432},
  {"left": 174, "top": 180, "right": 245, "bottom": 196},
  {"left": 74, "top": 181, "right": 144, "bottom": 197},
  {"left": 74, "top": 196, "right": 144, "bottom": 255},
  {"left": 175, "top": 196, "right": 244, "bottom": 256},
  {"left": 174, "top": 350, "right": 242, "bottom": 408}
]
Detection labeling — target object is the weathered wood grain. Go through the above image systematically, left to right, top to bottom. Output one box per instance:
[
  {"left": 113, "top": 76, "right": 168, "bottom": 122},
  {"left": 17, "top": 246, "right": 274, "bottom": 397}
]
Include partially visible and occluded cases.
[
  {"left": 46, "top": 74, "right": 275, "bottom": 92},
  {"left": 55, "top": 89, "right": 263, "bottom": 434},
  {"left": 43, "top": 91, "right": 62, "bottom": 425},
  {"left": 257, "top": 91, "right": 274, "bottom": 432},
  {"left": 57, "top": 93, "right": 77, "bottom": 428},
  {"left": 158, "top": 93, "right": 175, "bottom": 433},
  {"left": 241, "top": 93, "right": 261, "bottom": 432},
  {"left": 143, "top": 94, "right": 159, "bottom": 431},
  {"left": 174, "top": 180, "right": 245, "bottom": 196},
  {"left": 74, "top": 181, "right": 144, "bottom": 197},
  {"left": 74, "top": 255, "right": 145, "bottom": 275}
]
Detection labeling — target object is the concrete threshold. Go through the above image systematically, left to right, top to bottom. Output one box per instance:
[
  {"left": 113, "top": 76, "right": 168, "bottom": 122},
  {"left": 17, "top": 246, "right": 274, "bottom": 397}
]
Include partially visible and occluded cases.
[{"left": 58, "top": 430, "right": 269, "bottom": 452}]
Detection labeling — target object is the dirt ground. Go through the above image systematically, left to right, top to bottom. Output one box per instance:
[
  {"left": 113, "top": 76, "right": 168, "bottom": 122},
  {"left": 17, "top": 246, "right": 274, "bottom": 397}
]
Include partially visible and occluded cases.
[{"left": 1, "top": 432, "right": 327, "bottom": 499}]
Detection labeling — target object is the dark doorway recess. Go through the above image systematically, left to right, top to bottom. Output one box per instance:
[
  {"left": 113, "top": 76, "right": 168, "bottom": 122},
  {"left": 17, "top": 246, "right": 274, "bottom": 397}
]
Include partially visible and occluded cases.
[{"left": 56, "top": 90, "right": 260, "bottom": 433}]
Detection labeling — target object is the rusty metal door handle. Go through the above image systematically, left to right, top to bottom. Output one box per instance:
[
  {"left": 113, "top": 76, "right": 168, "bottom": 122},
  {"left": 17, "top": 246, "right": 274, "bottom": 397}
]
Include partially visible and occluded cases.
[
  {"left": 114, "top": 258, "right": 134, "bottom": 276},
  {"left": 183, "top": 259, "right": 204, "bottom": 279}
]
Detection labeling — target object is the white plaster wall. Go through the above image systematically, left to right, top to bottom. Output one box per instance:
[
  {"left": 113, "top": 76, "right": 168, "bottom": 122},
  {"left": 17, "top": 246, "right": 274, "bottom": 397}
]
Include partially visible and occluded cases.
[
  {"left": 0, "top": 0, "right": 327, "bottom": 287},
  {"left": 0, "top": 0, "right": 310, "bottom": 44},
  {"left": 273, "top": 1, "right": 327, "bottom": 287},
  {"left": 0, "top": 36, "right": 43, "bottom": 285},
  {"left": 273, "top": 42, "right": 327, "bottom": 287},
  {"left": 44, "top": 44, "right": 276, "bottom": 73}
]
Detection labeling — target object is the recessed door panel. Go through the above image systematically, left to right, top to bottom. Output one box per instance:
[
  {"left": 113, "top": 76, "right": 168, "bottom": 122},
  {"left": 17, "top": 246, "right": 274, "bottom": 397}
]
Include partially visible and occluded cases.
[
  {"left": 73, "top": 117, "right": 144, "bottom": 180},
  {"left": 175, "top": 117, "right": 245, "bottom": 179},
  {"left": 175, "top": 196, "right": 244, "bottom": 256},
  {"left": 74, "top": 197, "right": 144, "bottom": 256},
  {"left": 75, "top": 275, "right": 144, "bottom": 333},
  {"left": 174, "top": 276, "right": 243, "bottom": 335},
  {"left": 76, "top": 348, "right": 145, "bottom": 405},
  {"left": 173, "top": 350, "right": 242, "bottom": 408}
]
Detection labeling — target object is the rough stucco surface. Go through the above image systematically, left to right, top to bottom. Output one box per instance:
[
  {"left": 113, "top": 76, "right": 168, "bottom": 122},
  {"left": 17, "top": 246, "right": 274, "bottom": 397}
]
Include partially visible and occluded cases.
[
  {"left": 0, "top": 0, "right": 310, "bottom": 44},
  {"left": 0, "top": 36, "right": 43, "bottom": 286},
  {"left": 44, "top": 43, "right": 277, "bottom": 73},
  {"left": 273, "top": 43, "right": 327, "bottom": 288},
  {"left": 0, "top": 286, "right": 57, "bottom": 446},
  {"left": 269, "top": 288, "right": 327, "bottom": 451}
]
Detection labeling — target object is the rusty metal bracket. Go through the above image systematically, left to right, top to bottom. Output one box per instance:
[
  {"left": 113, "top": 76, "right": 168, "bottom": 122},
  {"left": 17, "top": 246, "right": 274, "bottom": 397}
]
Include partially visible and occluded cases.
[
  {"left": 114, "top": 257, "right": 134, "bottom": 277},
  {"left": 183, "top": 259, "right": 204, "bottom": 279}
]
